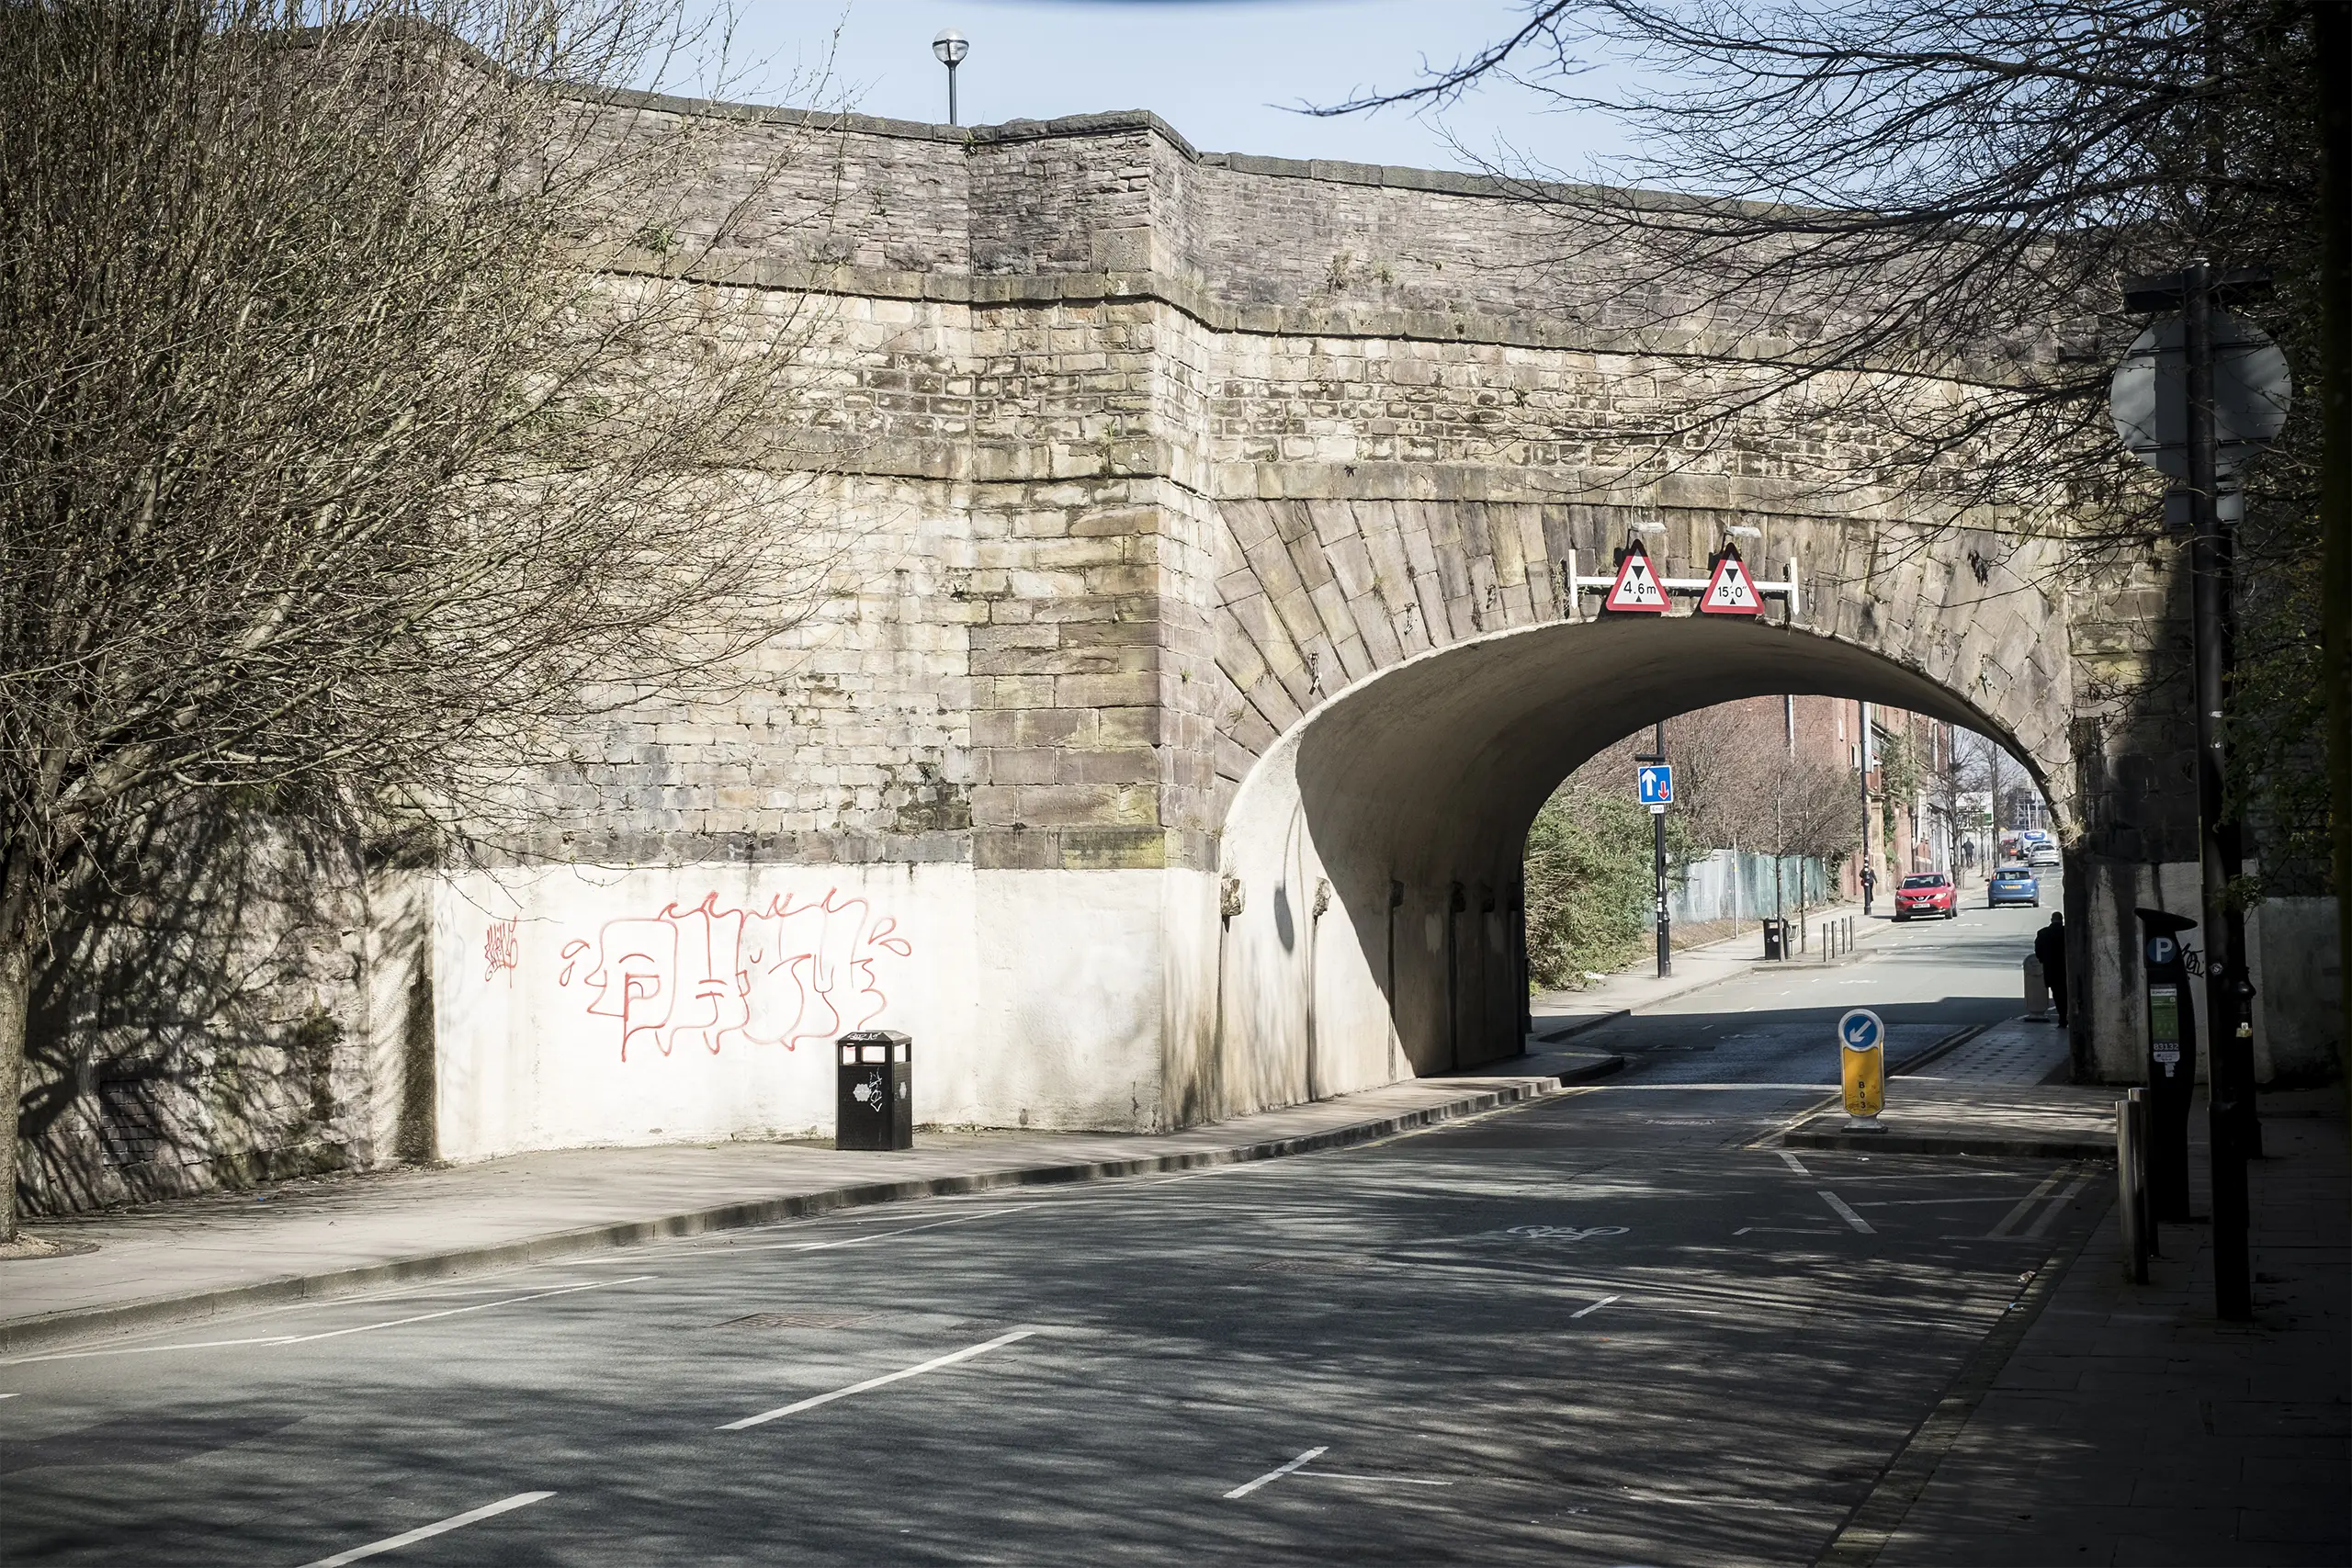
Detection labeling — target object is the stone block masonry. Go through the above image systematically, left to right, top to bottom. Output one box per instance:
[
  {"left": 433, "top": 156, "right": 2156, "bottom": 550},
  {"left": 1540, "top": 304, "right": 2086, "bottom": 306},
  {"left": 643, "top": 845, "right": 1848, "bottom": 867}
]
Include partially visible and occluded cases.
[{"left": 20, "top": 104, "right": 2270, "bottom": 1209}]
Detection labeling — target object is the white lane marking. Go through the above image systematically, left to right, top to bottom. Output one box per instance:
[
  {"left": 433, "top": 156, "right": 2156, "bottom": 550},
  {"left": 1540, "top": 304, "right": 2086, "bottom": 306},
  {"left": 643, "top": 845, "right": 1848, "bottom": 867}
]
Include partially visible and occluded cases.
[
  {"left": 1777, "top": 1151, "right": 1812, "bottom": 1177},
  {"left": 1986, "top": 1173, "right": 2065, "bottom": 1238},
  {"left": 2022, "top": 1177, "right": 2086, "bottom": 1238},
  {"left": 1819, "top": 1191, "right": 1875, "bottom": 1234},
  {"left": 703, "top": 1206, "right": 1045, "bottom": 1258},
  {"left": 1734, "top": 1226, "right": 1840, "bottom": 1236},
  {"left": 279, "top": 1278, "right": 649, "bottom": 1345},
  {"left": 10, "top": 1279, "right": 649, "bottom": 1365},
  {"left": 1570, "top": 1295, "right": 1620, "bottom": 1319},
  {"left": 720, "top": 1328, "right": 1037, "bottom": 1430},
  {"left": 5, "top": 1335, "right": 302, "bottom": 1368},
  {"left": 0, "top": 1392, "right": 18, "bottom": 1399},
  {"left": 1225, "top": 1446, "right": 1328, "bottom": 1500},
  {"left": 1294, "top": 1470, "right": 1454, "bottom": 1486},
  {"left": 1617, "top": 1486, "right": 1813, "bottom": 1514},
  {"left": 298, "top": 1490, "right": 554, "bottom": 1567}
]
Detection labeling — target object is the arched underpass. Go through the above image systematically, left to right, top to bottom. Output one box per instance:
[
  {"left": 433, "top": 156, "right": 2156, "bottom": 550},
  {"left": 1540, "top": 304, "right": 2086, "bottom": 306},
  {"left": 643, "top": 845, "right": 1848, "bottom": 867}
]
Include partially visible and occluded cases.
[{"left": 1195, "top": 612, "right": 2063, "bottom": 1123}]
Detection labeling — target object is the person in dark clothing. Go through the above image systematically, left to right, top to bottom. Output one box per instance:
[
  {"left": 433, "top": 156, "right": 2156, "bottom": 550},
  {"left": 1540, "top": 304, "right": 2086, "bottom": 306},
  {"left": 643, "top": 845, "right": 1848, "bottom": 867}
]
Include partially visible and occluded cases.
[{"left": 2033, "top": 912, "right": 2069, "bottom": 1024}]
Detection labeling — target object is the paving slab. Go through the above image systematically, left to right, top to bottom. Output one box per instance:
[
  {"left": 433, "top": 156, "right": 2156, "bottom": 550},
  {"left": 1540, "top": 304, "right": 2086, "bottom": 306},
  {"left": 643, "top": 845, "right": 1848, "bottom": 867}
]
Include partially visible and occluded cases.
[
  {"left": 0, "top": 1069, "right": 1587, "bottom": 1356},
  {"left": 1822, "top": 1087, "right": 2349, "bottom": 1567}
]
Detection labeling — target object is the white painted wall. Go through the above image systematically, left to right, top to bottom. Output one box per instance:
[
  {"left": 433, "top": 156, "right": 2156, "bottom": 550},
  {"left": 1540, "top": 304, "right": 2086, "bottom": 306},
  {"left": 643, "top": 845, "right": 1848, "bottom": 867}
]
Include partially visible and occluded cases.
[{"left": 431, "top": 863, "right": 1171, "bottom": 1161}]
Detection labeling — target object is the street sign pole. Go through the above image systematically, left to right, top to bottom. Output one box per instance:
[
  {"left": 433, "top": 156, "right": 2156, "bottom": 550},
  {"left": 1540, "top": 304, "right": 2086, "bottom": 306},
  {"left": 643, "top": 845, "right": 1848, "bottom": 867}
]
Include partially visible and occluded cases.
[
  {"left": 2184, "top": 260, "right": 2256, "bottom": 1322},
  {"left": 2115, "top": 262, "right": 2285, "bottom": 1324},
  {"left": 1651, "top": 724, "right": 1670, "bottom": 977}
]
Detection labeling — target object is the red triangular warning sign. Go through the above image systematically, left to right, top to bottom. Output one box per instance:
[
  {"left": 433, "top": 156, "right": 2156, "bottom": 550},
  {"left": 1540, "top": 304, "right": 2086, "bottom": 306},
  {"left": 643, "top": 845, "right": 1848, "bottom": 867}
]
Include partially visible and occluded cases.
[
  {"left": 1602, "top": 544, "right": 1668, "bottom": 613},
  {"left": 1699, "top": 549, "right": 1764, "bottom": 615}
]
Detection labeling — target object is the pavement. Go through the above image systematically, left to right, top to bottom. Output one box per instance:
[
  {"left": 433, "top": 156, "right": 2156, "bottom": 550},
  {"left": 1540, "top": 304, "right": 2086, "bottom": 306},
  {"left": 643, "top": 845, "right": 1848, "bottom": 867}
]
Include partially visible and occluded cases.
[
  {"left": 0, "top": 1066, "right": 1620, "bottom": 1357},
  {"left": 1825, "top": 1086, "right": 2350, "bottom": 1567}
]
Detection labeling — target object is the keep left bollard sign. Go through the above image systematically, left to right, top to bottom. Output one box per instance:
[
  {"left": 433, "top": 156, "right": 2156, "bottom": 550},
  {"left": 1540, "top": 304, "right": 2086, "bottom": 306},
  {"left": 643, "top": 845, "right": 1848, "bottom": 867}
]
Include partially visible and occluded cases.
[{"left": 1839, "top": 1008, "right": 1887, "bottom": 1130}]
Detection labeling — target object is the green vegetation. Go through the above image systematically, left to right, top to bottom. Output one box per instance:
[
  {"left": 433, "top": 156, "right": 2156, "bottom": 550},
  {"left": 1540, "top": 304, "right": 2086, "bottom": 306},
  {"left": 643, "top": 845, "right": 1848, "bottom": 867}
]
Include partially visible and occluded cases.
[{"left": 1523, "top": 783, "right": 1695, "bottom": 990}]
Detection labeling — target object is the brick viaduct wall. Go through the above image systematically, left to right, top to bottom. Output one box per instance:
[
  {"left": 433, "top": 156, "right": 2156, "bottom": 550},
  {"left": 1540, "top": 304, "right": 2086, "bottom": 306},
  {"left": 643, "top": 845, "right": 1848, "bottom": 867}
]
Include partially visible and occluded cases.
[{"left": 19, "top": 105, "right": 2247, "bottom": 1212}]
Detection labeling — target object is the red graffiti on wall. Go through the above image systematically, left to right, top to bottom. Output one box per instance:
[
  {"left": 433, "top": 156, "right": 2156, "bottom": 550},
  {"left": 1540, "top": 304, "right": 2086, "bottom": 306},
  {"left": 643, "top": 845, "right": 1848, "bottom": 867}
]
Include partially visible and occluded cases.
[
  {"left": 556, "top": 890, "right": 913, "bottom": 1061},
  {"left": 483, "top": 918, "right": 521, "bottom": 984}
]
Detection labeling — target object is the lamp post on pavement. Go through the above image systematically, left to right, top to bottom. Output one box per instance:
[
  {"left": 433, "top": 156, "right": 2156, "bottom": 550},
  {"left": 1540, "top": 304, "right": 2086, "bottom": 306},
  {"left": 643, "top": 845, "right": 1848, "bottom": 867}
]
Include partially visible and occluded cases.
[
  {"left": 933, "top": 29, "right": 968, "bottom": 126},
  {"left": 2114, "top": 260, "right": 2289, "bottom": 1323}
]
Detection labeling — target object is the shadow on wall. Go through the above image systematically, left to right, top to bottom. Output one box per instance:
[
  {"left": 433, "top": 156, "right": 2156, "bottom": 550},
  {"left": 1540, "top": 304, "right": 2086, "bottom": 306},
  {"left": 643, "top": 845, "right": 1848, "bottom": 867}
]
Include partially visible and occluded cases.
[{"left": 15, "top": 806, "right": 371, "bottom": 1217}]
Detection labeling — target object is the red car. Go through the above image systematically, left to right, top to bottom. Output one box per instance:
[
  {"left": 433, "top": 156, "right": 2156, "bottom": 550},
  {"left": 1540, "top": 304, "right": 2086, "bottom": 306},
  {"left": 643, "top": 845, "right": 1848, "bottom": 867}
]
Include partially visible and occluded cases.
[{"left": 1894, "top": 872, "right": 1958, "bottom": 920}]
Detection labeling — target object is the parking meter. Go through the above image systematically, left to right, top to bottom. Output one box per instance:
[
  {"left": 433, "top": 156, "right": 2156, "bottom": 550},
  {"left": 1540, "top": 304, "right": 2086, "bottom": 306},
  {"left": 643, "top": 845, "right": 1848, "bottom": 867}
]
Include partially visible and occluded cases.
[{"left": 2134, "top": 908, "right": 2198, "bottom": 1222}]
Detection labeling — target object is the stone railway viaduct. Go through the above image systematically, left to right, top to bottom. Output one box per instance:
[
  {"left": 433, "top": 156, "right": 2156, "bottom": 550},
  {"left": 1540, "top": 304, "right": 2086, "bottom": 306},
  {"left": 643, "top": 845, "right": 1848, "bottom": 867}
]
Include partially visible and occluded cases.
[
  {"left": 392, "top": 102, "right": 2204, "bottom": 1165},
  {"left": 28, "top": 103, "right": 2281, "bottom": 1204}
]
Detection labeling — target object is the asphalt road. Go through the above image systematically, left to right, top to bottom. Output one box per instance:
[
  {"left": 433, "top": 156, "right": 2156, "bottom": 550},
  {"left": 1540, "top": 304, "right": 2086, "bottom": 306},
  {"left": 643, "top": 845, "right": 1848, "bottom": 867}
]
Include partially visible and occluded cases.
[{"left": 2, "top": 905, "right": 2102, "bottom": 1567}]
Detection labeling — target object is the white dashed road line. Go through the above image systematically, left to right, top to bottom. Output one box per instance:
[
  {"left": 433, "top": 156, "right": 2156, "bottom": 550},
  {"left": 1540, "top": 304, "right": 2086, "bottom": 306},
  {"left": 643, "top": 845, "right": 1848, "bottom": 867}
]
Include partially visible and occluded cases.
[
  {"left": 1777, "top": 1150, "right": 1812, "bottom": 1177},
  {"left": 1986, "top": 1172, "right": 2067, "bottom": 1238},
  {"left": 2022, "top": 1177, "right": 2086, "bottom": 1238},
  {"left": 1818, "top": 1191, "right": 1875, "bottom": 1234},
  {"left": 1570, "top": 1295, "right": 1620, "bottom": 1319},
  {"left": 719, "top": 1328, "right": 1039, "bottom": 1430},
  {"left": 1226, "top": 1447, "right": 1328, "bottom": 1499},
  {"left": 298, "top": 1490, "right": 554, "bottom": 1567}
]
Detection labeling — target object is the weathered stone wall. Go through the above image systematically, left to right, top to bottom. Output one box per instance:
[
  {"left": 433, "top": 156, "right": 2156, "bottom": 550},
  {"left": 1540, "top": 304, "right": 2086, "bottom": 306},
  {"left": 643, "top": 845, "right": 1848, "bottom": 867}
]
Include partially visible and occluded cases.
[
  {"left": 25, "top": 102, "right": 2282, "bottom": 1210},
  {"left": 16, "top": 815, "right": 383, "bottom": 1216}
]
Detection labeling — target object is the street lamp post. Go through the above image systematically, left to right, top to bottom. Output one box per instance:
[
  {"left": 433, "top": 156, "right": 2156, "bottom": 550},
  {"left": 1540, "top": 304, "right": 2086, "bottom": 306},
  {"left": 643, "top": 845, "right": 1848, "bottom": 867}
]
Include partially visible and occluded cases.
[
  {"left": 933, "top": 29, "right": 968, "bottom": 126},
  {"left": 2116, "top": 259, "right": 2289, "bottom": 1323}
]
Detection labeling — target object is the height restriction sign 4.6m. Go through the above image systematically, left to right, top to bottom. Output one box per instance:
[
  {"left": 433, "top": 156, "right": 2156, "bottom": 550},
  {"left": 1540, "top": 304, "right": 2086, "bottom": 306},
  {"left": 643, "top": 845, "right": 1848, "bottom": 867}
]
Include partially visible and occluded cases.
[{"left": 1602, "top": 542, "right": 1668, "bottom": 613}]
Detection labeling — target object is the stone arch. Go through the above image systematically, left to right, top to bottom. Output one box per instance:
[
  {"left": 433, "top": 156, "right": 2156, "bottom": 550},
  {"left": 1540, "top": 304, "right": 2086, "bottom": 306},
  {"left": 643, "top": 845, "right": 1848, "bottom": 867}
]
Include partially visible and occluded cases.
[{"left": 1178, "top": 497, "right": 2075, "bottom": 1125}]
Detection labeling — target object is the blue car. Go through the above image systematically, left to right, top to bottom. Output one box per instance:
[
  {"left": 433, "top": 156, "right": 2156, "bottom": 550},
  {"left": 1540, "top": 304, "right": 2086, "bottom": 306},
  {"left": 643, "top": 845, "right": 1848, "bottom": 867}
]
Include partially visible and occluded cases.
[{"left": 1987, "top": 864, "right": 2041, "bottom": 908}]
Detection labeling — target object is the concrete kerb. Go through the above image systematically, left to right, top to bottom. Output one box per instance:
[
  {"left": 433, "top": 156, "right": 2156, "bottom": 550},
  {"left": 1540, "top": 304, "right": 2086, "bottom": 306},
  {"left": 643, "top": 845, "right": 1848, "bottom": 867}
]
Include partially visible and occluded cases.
[{"left": 0, "top": 1076, "right": 1573, "bottom": 1359}]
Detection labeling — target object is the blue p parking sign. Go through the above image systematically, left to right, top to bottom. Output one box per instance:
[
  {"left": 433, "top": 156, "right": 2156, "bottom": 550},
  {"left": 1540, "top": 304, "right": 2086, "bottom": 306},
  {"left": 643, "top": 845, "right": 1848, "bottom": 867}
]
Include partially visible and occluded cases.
[{"left": 1636, "top": 764, "right": 1674, "bottom": 807}]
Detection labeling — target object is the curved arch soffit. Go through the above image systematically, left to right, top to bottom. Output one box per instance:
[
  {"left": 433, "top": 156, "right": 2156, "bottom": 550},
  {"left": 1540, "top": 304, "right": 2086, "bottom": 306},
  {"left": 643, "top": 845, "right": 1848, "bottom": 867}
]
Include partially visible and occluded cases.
[{"left": 1221, "top": 615, "right": 2064, "bottom": 886}]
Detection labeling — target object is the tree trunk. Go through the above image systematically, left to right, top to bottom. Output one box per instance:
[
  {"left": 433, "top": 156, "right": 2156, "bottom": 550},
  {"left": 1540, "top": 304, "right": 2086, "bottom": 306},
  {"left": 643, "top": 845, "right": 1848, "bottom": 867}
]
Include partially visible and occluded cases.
[
  {"left": 2320, "top": 0, "right": 2352, "bottom": 1137},
  {"left": 0, "top": 931, "right": 28, "bottom": 1244}
]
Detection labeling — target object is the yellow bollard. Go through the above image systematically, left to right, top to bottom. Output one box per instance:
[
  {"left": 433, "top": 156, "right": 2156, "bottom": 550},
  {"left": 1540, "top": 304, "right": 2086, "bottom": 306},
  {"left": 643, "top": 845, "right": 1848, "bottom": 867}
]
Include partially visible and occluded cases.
[{"left": 1838, "top": 1008, "right": 1888, "bottom": 1132}]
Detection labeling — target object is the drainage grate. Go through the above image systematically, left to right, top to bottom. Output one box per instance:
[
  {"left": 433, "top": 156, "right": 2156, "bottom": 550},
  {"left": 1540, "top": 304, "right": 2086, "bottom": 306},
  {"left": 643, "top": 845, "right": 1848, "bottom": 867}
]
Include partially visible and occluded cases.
[{"left": 712, "top": 1312, "right": 873, "bottom": 1330}]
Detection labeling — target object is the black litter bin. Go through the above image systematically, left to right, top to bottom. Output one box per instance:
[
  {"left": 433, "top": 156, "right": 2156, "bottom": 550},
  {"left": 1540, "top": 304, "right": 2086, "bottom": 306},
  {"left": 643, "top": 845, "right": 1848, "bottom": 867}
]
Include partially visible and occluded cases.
[
  {"left": 1761, "top": 918, "right": 1785, "bottom": 961},
  {"left": 835, "top": 1030, "right": 912, "bottom": 1151}
]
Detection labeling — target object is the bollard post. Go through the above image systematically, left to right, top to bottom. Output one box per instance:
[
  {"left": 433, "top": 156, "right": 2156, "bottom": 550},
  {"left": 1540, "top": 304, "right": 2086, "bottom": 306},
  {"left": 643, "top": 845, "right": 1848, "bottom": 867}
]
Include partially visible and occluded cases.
[
  {"left": 1838, "top": 1009, "right": 1888, "bottom": 1132},
  {"left": 2131, "top": 1087, "right": 2154, "bottom": 1273},
  {"left": 2118, "top": 1090, "right": 2151, "bottom": 1284}
]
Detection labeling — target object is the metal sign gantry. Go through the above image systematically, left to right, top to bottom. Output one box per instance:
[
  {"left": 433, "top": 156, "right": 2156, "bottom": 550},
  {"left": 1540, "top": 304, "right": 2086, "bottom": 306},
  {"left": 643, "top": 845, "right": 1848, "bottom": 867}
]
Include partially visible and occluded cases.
[{"left": 1562, "top": 540, "right": 1801, "bottom": 619}]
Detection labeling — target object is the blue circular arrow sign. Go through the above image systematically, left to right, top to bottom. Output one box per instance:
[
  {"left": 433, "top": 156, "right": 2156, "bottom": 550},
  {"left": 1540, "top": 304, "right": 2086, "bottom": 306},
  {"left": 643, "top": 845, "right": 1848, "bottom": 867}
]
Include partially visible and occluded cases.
[{"left": 1838, "top": 1008, "right": 1885, "bottom": 1053}]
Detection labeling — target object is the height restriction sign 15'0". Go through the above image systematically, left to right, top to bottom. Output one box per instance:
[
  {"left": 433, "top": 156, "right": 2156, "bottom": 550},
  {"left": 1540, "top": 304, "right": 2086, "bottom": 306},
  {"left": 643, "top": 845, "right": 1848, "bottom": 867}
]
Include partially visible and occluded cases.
[{"left": 1698, "top": 549, "right": 1763, "bottom": 615}]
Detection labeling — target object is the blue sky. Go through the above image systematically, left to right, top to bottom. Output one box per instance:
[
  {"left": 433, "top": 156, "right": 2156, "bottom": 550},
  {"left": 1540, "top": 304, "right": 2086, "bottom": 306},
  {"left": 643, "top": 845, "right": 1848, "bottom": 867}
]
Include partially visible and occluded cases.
[{"left": 697, "top": 1, "right": 1625, "bottom": 175}]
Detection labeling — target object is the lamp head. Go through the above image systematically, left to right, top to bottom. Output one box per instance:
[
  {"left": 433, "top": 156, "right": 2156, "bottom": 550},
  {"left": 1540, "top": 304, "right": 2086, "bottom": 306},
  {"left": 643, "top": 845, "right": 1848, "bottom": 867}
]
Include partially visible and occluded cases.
[{"left": 933, "top": 29, "right": 968, "bottom": 65}]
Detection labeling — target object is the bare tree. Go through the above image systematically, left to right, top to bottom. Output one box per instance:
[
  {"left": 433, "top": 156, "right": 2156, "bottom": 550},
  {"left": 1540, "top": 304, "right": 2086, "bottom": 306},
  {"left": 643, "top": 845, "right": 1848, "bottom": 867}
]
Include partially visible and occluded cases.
[
  {"left": 0, "top": 1, "right": 846, "bottom": 1243},
  {"left": 1320, "top": 1, "right": 2314, "bottom": 525},
  {"left": 1661, "top": 700, "right": 1779, "bottom": 854},
  {"left": 1749, "top": 748, "right": 1864, "bottom": 920}
]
